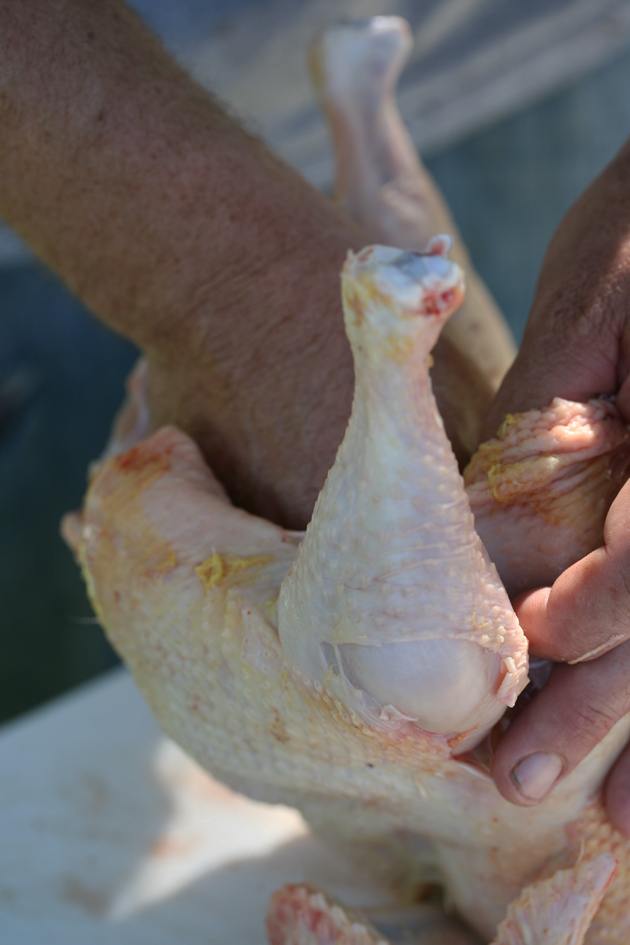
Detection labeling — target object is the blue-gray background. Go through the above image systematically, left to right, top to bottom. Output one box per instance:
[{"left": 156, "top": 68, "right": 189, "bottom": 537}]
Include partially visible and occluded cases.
[{"left": 3, "top": 0, "right": 630, "bottom": 723}]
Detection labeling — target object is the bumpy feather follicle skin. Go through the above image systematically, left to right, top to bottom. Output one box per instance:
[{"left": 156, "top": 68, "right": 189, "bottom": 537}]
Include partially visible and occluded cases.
[{"left": 279, "top": 241, "right": 528, "bottom": 751}]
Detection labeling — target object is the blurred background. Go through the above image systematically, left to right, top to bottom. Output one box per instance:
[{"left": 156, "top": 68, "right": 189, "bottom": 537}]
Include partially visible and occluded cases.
[{"left": 3, "top": 0, "right": 630, "bottom": 724}]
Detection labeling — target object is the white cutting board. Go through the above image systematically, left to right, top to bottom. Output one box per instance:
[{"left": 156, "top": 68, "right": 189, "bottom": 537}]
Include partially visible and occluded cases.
[{"left": 0, "top": 670, "right": 473, "bottom": 944}]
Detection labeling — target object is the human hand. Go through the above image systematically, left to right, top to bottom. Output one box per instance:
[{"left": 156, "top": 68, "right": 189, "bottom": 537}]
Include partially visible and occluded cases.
[{"left": 487, "top": 140, "right": 630, "bottom": 835}]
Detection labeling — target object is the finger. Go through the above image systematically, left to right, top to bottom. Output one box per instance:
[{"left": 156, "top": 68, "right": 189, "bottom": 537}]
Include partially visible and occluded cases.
[
  {"left": 482, "top": 296, "right": 619, "bottom": 440},
  {"left": 514, "top": 480, "right": 630, "bottom": 663},
  {"left": 514, "top": 548, "right": 628, "bottom": 664},
  {"left": 491, "top": 642, "right": 630, "bottom": 806},
  {"left": 604, "top": 742, "right": 630, "bottom": 837}
]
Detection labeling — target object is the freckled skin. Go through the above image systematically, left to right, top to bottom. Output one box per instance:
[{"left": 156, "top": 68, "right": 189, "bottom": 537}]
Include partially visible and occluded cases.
[{"left": 70, "top": 244, "right": 630, "bottom": 945}]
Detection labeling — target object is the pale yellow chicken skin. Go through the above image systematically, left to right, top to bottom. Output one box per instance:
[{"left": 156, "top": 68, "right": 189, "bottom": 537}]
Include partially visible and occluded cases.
[
  {"left": 69, "top": 15, "right": 630, "bottom": 945},
  {"left": 71, "top": 243, "right": 630, "bottom": 945}
]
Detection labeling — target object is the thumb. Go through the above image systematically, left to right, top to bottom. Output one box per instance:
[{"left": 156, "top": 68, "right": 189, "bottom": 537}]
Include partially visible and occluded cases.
[{"left": 482, "top": 270, "right": 623, "bottom": 441}]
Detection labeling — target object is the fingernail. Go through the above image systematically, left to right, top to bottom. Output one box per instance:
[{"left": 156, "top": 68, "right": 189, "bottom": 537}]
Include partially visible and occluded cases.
[{"left": 511, "top": 752, "right": 563, "bottom": 801}]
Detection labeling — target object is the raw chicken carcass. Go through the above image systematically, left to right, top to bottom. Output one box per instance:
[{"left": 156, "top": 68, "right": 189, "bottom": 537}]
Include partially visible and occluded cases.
[
  {"left": 67, "top": 16, "right": 630, "bottom": 945},
  {"left": 70, "top": 239, "right": 630, "bottom": 944}
]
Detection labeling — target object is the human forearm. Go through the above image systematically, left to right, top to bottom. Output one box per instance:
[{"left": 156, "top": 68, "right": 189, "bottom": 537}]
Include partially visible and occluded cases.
[
  {"left": 0, "top": 0, "right": 359, "bottom": 348},
  {"left": 0, "top": 0, "right": 363, "bottom": 524},
  {"left": 0, "top": 1, "right": 490, "bottom": 526}
]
